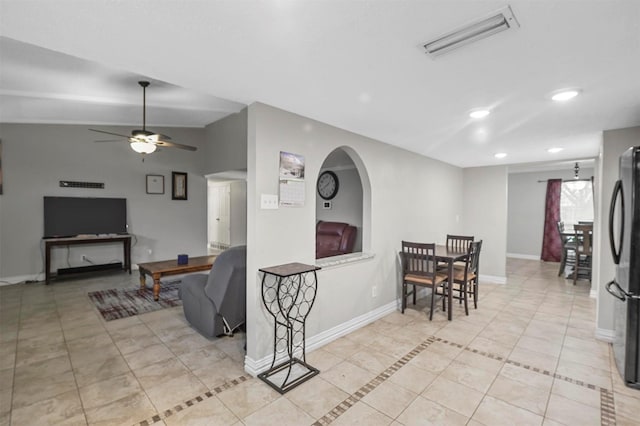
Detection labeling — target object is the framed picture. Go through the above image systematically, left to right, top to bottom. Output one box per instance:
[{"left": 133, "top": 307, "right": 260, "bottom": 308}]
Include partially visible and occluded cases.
[
  {"left": 172, "top": 172, "right": 188, "bottom": 200},
  {"left": 146, "top": 174, "right": 164, "bottom": 194}
]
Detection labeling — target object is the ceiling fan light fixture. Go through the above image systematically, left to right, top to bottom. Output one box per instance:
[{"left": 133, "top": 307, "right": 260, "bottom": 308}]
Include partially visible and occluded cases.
[
  {"left": 423, "top": 6, "right": 519, "bottom": 57},
  {"left": 551, "top": 89, "right": 580, "bottom": 102},
  {"left": 470, "top": 109, "right": 490, "bottom": 119},
  {"left": 130, "top": 141, "right": 157, "bottom": 154}
]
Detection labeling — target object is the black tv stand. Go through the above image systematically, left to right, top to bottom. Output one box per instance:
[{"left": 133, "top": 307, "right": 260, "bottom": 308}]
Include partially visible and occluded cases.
[{"left": 44, "top": 235, "right": 132, "bottom": 284}]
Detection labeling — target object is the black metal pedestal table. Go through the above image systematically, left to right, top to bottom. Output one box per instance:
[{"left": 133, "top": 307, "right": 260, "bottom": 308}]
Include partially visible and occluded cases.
[{"left": 258, "top": 262, "right": 321, "bottom": 394}]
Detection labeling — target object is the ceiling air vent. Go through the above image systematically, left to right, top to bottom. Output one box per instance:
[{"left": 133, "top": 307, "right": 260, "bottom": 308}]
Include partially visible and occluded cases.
[{"left": 423, "top": 5, "right": 519, "bottom": 58}]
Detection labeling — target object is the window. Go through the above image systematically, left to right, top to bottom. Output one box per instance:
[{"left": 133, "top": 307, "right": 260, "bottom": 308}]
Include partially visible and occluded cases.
[{"left": 560, "top": 180, "right": 593, "bottom": 225}]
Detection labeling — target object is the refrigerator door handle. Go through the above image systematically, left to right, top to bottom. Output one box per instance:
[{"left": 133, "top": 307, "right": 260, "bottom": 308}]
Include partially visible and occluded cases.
[
  {"left": 608, "top": 179, "right": 624, "bottom": 265},
  {"left": 606, "top": 279, "right": 627, "bottom": 301}
]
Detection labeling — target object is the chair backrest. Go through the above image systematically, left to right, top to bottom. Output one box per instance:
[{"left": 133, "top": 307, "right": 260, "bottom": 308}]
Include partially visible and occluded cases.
[
  {"left": 574, "top": 224, "right": 592, "bottom": 254},
  {"left": 446, "top": 234, "right": 474, "bottom": 252},
  {"left": 468, "top": 240, "right": 482, "bottom": 275},
  {"left": 401, "top": 241, "right": 437, "bottom": 277},
  {"left": 205, "top": 245, "right": 247, "bottom": 314}
]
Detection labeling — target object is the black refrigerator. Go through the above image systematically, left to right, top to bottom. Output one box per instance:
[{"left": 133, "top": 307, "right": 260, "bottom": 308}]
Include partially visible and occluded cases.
[{"left": 606, "top": 145, "right": 640, "bottom": 388}]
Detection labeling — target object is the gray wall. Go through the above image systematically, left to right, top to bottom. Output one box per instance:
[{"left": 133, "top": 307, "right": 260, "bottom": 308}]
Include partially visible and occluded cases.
[
  {"left": 246, "top": 103, "right": 465, "bottom": 364},
  {"left": 203, "top": 108, "right": 248, "bottom": 175},
  {"left": 0, "top": 123, "right": 208, "bottom": 282},
  {"left": 595, "top": 126, "right": 640, "bottom": 337},
  {"left": 463, "top": 166, "right": 508, "bottom": 281},
  {"left": 316, "top": 167, "right": 364, "bottom": 252},
  {"left": 507, "top": 168, "right": 594, "bottom": 258},
  {"left": 229, "top": 180, "right": 247, "bottom": 246}
]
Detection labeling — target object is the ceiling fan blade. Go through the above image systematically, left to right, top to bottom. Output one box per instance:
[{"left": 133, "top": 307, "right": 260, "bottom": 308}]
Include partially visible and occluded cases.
[
  {"left": 89, "top": 129, "right": 131, "bottom": 138},
  {"left": 147, "top": 132, "right": 172, "bottom": 142},
  {"left": 94, "top": 139, "right": 125, "bottom": 143},
  {"left": 156, "top": 140, "right": 198, "bottom": 151}
]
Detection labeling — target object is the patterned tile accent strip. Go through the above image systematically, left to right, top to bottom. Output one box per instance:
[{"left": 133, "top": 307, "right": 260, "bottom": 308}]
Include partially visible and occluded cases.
[
  {"left": 314, "top": 335, "right": 617, "bottom": 425},
  {"left": 135, "top": 336, "right": 618, "bottom": 426},
  {"left": 311, "top": 336, "right": 436, "bottom": 426},
  {"left": 436, "top": 337, "right": 619, "bottom": 425},
  {"left": 133, "top": 374, "right": 251, "bottom": 426},
  {"left": 600, "top": 388, "right": 616, "bottom": 426}
]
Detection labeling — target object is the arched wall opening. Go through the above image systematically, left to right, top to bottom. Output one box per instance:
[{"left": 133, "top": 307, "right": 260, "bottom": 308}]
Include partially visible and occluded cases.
[{"left": 315, "top": 146, "right": 371, "bottom": 258}]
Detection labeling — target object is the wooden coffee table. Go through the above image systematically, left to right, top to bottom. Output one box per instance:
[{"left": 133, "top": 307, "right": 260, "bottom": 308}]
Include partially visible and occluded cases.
[{"left": 138, "top": 255, "right": 217, "bottom": 301}]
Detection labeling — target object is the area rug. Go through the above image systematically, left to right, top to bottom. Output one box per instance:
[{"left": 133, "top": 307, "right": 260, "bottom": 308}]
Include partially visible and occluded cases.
[{"left": 88, "top": 282, "right": 182, "bottom": 321}]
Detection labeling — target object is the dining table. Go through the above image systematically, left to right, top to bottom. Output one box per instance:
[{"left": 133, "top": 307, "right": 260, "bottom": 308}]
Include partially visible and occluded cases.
[{"left": 433, "top": 244, "right": 469, "bottom": 320}]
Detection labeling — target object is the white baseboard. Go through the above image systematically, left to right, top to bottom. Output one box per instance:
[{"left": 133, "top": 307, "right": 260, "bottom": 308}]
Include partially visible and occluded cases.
[
  {"left": 506, "top": 253, "right": 541, "bottom": 260},
  {"left": 0, "top": 274, "right": 44, "bottom": 286},
  {"left": 480, "top": 274, "right": 506, "bottom": 284},
  {"left": 590, "top": 288, "right": 598, "bottom": 299},
  {"left": 244, "top": 299, "right": 398, "bottom": 376},
  {"left": 595, "top": 327, "right": 615, "bottom": 343}
]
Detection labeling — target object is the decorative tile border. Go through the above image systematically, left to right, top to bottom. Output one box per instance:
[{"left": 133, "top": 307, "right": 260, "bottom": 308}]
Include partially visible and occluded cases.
[
  {"left": 315, "top": 335, "right": 617, "bottom": 425},
  {"left": 136, "top": 336, "right": 618, "bottom": 426},
  {"left": 311, "top": 337, "right": 436, "bottom": 426},
  {"left": 134, "top": 374, "right": 251, "bottom": 426},
  {"left": 600, "top": 388, "right": 616, "bottom": 426}
]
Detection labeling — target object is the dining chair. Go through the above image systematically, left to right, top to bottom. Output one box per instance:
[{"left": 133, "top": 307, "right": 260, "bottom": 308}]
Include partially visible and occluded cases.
[
  {"left": 557, "top": 221, "right": 576, "bottom": 277},
  {"left": 572, "top": 224, "right": 592, "bottom": 284},
  {"left": 438, "top": 234, "right": 474, "bottom": 270},
  {"left": 446, "top": 234, "right": 474, "bottom": 252},
  {"left": 437, "top": 240, "right": 482, "bottom": 315},
  {"left": 401, "top": 241, "right": 448, "bottom": 320}
]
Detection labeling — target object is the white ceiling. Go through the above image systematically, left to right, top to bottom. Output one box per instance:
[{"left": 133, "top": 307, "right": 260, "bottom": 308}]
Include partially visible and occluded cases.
[{"left": 1, "top": 0, "right": 639, "bottom": 168}]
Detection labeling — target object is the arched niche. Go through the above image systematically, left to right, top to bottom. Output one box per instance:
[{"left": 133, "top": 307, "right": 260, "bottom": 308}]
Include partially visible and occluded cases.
[{"left": 316, "top": 146, "right": 371, "bottom": 258}]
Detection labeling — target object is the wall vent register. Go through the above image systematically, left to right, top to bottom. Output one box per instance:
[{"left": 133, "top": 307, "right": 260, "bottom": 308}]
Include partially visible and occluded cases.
[{"left": 59, "top": 180, "right": 104, "bottom": 189}]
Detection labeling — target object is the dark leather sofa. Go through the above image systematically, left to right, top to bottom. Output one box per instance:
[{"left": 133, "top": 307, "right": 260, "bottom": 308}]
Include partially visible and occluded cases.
[{"left": 316, "top": 221, "right": 357, "bottom": 259}]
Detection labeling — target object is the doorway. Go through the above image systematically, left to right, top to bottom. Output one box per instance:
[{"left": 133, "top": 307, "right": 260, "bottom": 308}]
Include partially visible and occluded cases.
[{"left": 207, "top": 175, "right": 247, "bottom": 253}]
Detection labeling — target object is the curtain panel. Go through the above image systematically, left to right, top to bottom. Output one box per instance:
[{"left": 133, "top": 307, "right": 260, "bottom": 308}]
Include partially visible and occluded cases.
[{"left": 541, "top": 179, "right": 562, "bottom": 262}]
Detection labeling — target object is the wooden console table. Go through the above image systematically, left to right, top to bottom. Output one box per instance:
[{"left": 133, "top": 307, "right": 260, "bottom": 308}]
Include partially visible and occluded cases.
[
  {"left": 44, "top": 235, "right": 132, "bottom": 284},
  {"left": 138, "top": 255, "right": 217, "bottom": 301}
]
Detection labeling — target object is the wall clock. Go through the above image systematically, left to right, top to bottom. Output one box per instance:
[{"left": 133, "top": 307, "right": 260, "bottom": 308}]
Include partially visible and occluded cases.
[{"left": 317, "top": 170, "right": 339, "bottom": 200}]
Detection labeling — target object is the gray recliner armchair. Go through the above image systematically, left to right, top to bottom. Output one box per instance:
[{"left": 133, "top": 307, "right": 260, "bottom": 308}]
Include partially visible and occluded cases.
[{"left": 180, "top": 245, "right": 246, "bottom": 338}]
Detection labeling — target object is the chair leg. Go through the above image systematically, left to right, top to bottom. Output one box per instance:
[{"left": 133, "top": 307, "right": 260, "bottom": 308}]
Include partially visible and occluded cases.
[
  {"left": 558, "top": 249, "right": 566, "bottom": 276},
  {"left": 573, "top": 255, "right": 579, "bottom": 285},
  {"left": 472, "top": 278, "right": 478, "bottom": 309},
  {"left": 401, "top": 282, "right": 406, "bottom": 313},
  {"left": 463, "top": 282, "right": 469, "bottom": 316},
  {"left": 412, "top": 284, "right": 417, "bottom": 305},
  {"left": 442, "top": 285, "right": 447, "bottom": 312},
  {"left": 429, "top": 286, "right": 435, "bottom": 321}
]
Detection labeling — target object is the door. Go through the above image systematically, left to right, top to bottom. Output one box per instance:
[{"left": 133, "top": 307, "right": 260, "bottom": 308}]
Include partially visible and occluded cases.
[{"left": 208, "top": 183, "right": 231, "bottom": 250}]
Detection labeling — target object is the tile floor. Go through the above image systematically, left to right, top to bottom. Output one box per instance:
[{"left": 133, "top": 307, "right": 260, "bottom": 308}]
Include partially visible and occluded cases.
[{"left": 1, "top": 258, "right": 639, "bottom": 425}]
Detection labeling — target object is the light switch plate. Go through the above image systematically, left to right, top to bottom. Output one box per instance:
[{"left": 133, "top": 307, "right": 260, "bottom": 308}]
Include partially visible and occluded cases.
[{"left": 261, "top": 194, "right": 278, "bottom": 209}]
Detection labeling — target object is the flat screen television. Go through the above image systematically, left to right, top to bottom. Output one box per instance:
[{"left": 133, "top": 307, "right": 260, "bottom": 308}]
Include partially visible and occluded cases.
[{"left": 44, "top": 196, "right": 127, "bottom": 238}]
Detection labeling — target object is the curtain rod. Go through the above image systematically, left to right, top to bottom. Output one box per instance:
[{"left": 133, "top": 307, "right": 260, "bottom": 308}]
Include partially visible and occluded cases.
[{"left": 537, "top": 178, "right": 592, "bottom": 183}]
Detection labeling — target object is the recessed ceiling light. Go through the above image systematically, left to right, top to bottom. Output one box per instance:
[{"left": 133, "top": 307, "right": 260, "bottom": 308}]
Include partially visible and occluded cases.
[
  {"left": 551, "top": 90, "right": 580, "bottom": 101},
  {"left": 470, "top": 109, "right": 490, "bottom": 119},
  {"left": 547, "top": 147, "right": 563, "bottom": 153},
  {"left": 494, "top": 152, "right": 507, "bottom": 159}
]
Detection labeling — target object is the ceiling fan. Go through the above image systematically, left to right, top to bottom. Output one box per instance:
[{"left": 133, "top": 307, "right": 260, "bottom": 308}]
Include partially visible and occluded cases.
[{"left": 90, "top": 81, "right": 197, "bottom": 154}]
